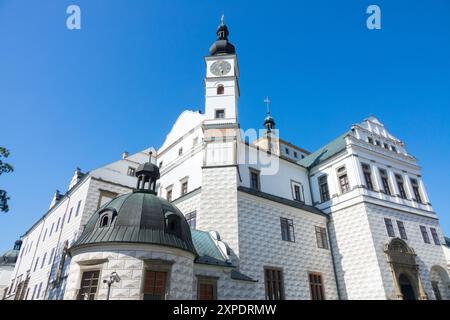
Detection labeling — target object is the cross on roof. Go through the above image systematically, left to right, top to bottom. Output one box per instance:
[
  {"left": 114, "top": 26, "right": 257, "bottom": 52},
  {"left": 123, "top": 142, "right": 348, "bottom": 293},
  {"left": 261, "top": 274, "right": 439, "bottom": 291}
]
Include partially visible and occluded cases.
[{"left": 264, "top": 96, "right": 271, "bottom": 114}]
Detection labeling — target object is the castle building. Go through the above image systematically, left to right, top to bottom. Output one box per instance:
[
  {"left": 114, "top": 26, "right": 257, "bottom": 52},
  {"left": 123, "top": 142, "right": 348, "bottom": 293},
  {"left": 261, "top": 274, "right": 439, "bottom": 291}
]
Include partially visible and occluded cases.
[{"left": 4, "top": 18, "right": 450, "bottom": 300}]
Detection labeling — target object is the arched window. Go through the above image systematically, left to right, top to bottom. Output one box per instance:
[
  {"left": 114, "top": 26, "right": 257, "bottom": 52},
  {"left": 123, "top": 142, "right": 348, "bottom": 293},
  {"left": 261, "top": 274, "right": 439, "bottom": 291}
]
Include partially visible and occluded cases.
[
  {"left": 217, "top": 85, "right": 224, "bottom": 95},
  {"left": 100, "top": 215, "right": 109, "bottom": 228}
]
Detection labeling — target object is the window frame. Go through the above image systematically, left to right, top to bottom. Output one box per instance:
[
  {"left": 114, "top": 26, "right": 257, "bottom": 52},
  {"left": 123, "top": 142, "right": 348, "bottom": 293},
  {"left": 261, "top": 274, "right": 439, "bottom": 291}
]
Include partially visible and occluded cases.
[
  {"left": 216, "top": 85, "right": 224, "bottom": 95},
  {"left": 215, "top": 109, "right": 225, "bottom": 119},
  {"left": 362, "top": 163, "right": 374, "bottom": 191},
  {"left": 127, "top": 166, "right": 136, "bottom": 177},
  {"left": 336, "top": 166, "right": 350, "bottom": 194},
  {"left": 249, "top": 168, "right": 261, "bottom": 191},
  {"left": 379, "top": 169, "right": 392, "bottom": 195},
  {"left": 395, "top": 174, "right": 407, "bottom": 199},
  {"left": 318, "top": 175, "right": 330, "bottom": 202},
  {"left": 410, "top": 178, "right": 423, "bottom": 203},
  {"left": 291, "top": 180, "right": 304, "bottom": 202},
  {"left": 280, "top": 217, "right": 295, "bottom": 242},
  {"left": 384, "top": 218, "right": 396, "bottom": 238},
  {"left": 396, "top": 220, "right": 408, "bottom": 240},
  {"left": 420, "top": 225, "right": 430, "bottom": 244},
  {"left": 315, "top": 226, "right": 329, "bottom": 250},
  {"left": 430, "top": 227, "right": 440, "bottom": 245},
  {"left": 141, "top": 260, "right": 173, "bottom": 300},
  {"left": 264, "top": 267, "right": 284, "bottom": 300},
  {"left": 308, "top": 272, "right": 326, "bottom": 300},
  {"left": 197, "top": 276, "right": 218, "bottom": 300}
]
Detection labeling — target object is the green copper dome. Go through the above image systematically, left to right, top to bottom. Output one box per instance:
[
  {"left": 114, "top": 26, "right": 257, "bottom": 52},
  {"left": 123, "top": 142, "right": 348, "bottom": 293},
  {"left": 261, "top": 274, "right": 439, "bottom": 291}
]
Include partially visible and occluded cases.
[{"left": 72, "top": 190, "right": 196, "bottom": 255}]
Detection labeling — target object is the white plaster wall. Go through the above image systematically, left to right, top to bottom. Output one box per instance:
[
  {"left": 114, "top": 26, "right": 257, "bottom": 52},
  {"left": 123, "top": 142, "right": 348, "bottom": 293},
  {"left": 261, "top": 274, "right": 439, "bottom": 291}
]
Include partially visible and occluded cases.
[
  {"left": 238, "top": 143, "right": 313, "bottom": 206},
  {"left": 198, "top": 167, "right": 240, "bottom": 255},
  {"left": 237, "top": 192, "right": 338, "bottom": 300},
  {"left": 328, "top": 202, "right": 387, "bottom": 300},
  {"left": 364, "top": 203, "right": 450, "bottom": 300},
  {"left": 64, "top": 245, "right": 195, "bottom": 300}
]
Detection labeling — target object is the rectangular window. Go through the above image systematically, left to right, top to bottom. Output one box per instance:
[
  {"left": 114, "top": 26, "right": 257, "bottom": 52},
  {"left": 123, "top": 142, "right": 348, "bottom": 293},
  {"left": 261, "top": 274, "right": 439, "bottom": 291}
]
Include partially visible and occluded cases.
[
  {"left": 215, "top": 109, "right": 225, "bottom": 119},
  {"left": 368, "top": 137, "right": 374, "bottom": 144},
  {"left": 376, "top": 140, "right": 382, "bottom": 147},
  {"left": 383, "top": 143, "right": 389, "bottom": 149},
  {"left": 391, "top": 145, "right": 397, "bottom": 153},
  {"left": 178, "top": 147, "right": 183, "bottom": 156},
  {"left": 285, "top": 147, "right": 289, "bottom": 155},
  {"left": 294, "top": 151, "right": 298, "bottom": 158},
  {"left": 362, "top": 164, "right": 374, "bottom": 191},
  {"left": 127, "top": 166, "right": 136, "bottom": 177},
  {"left": 337, "top": 166, "right": 350, "bottom": 193},
  {"left": 250, "top": 168, "right": 261, "bottom": 191},
  {"left": 379, "top": 169, "right": 391, "bottom": 195},
  {"left": 396, "top": 174, "right": 407, "bottom": 199},
  {"left": 318, "top": 175, "right": 330, "bottom": 202},
  {"left": 410, "top": 179, "right": 423, "bottom": 203},
  {"left": 181, "top": 181, "right": 188, "bottom": 196},
  {"left": 291, "top": 181, "right": 304, "bottom": 202},
  {"left": 166, "top": 189, "right": 172, "bottom": 202},
  {"left": 75, "top": 200, "right": 82, "bottom": 216},
  {"left": 67, "top": 207, "right": 73, "bottom": 223},
  {"left": 186, "top": 211, "right": 197, "bottom": 229},
  {"left": 55, "top": 217, "right": 61, "bottom": 232},
  {"left": 280, "top": 217, "right": 295, "bottom": 242},
  {"left": 384, "top": 218, "right": 395, "bottom": 237},
  {"left": 397, "top": 221, "right": 408, "bottom": 240},
  {"left": 315, "top": 226, "right": 329, "bottom": 249},
  {"left": 420, "top": 226, "right": 430, "bottom": 244},
  {"left": 430, "top": 228, "right": 440, "bottom": 245},
  {"left": 48, "top": 248, "right": 55, "bottom": 265},
  {"left": 41, "top": 253, "right": 47, "bottom": 269},
  {"left": 33, "top": 257, "right": 40, "bottom": 272},
  {"left": 264, "top": 268, "right": 284, "bottom": 300},
  {"left": 77, "top": 270, "right": 100, "bottom": 300},
  {"left": 143, "top": 271, "right": 167, "bottom": 300},
  {"left": 309, "top": 273, "right": 325, "bottom": 300},
  {"left": 197, "top": 278, "right": 217, "bottom": 300},
  {"left": 36, "top": 282, "right": 42, "bottom": 299},
  {"left": 31, "top": 284, "right": 37, "bottom": 300}
]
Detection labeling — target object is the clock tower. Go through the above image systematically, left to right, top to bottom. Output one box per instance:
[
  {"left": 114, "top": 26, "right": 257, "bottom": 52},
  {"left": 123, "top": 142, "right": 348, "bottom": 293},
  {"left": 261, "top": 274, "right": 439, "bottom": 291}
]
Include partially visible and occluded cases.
[{"left": 204, "top": 15, "right": 240, "bottom": 124}]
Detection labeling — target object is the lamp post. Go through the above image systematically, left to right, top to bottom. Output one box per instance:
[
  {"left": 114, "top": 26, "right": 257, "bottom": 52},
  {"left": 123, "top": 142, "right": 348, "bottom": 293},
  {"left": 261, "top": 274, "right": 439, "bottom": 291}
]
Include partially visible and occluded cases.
[{"left": 103, "top": 272, "right": 121, "bottom": 300}]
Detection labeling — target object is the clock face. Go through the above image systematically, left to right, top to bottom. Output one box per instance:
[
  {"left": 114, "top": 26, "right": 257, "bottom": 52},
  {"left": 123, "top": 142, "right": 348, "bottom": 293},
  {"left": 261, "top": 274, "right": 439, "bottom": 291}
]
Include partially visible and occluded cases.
[{"left": 210, "top": 60, "right": 231, "bottom": 76}]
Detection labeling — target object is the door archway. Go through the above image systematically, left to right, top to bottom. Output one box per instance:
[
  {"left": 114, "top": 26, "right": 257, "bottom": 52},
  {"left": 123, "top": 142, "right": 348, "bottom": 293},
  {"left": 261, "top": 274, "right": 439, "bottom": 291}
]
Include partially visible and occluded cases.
[{"left": 384, "top": 238, "right": 427, "bottom": 300}]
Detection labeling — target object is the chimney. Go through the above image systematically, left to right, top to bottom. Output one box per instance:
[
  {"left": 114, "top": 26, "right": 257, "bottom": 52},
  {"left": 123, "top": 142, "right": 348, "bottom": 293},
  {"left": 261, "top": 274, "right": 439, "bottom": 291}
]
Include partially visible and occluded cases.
[{"left": 122, "top": 151, "right": 129, "bottom": 159}]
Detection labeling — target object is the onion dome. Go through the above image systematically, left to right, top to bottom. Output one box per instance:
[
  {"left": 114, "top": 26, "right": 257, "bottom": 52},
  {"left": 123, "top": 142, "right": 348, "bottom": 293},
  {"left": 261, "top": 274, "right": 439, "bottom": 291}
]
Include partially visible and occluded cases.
[
  {"left": 209, "top": 15, "right": 236, "bottom": 56},
  {"left": 72, "top": 157, "right": 196, "bottom": 255},
  {"left": 0, "top": 240, "right": 22, "bottom": 266}
]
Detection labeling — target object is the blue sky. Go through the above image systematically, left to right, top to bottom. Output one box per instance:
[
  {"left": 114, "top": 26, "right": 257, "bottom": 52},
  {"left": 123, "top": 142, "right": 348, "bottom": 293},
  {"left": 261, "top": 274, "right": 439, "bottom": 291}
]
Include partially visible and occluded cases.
[{"left": 0, "top": 0, "right": 449, "bottom": 252}]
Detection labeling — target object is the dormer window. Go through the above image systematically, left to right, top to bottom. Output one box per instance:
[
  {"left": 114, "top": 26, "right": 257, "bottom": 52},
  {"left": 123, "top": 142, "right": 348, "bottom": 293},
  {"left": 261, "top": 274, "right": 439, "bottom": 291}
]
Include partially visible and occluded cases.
[
  {"left": 217, "top": 85, "right": 224, "bottom": 95},
  {"left": 368, "top": 137, "right": 374, "bottom": 144},
  {"left": 375, "top": 140, "right": 382, "bottom": 147},
  {"left": 391, "top": 145, "right": 397, "bottom": 153},
  {"left": 98, "top": 210, "right": 117, "bottom": 228},
  {"left": 164, "top": 212, "right": 182, "bottom": 237},
  {"left": 100, "top": 215, "right": 109, "bottom": 228}
]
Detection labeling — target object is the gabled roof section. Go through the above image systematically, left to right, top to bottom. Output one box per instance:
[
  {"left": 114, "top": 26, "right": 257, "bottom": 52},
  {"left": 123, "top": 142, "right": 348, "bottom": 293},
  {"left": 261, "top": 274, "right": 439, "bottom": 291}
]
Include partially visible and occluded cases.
[
  {"left": 158, "top": 110, "right": 205, "bottom": 153},
  {"left": 298, "top": 131, "right": 351, "bottom": 169}
]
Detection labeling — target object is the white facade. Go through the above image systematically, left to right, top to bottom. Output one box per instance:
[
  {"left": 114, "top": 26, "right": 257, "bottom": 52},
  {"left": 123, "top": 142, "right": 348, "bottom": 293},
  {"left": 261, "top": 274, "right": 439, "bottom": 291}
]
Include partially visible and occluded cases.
[{"left": 4, "top": 20, "right": 450, "bottom": 301}]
